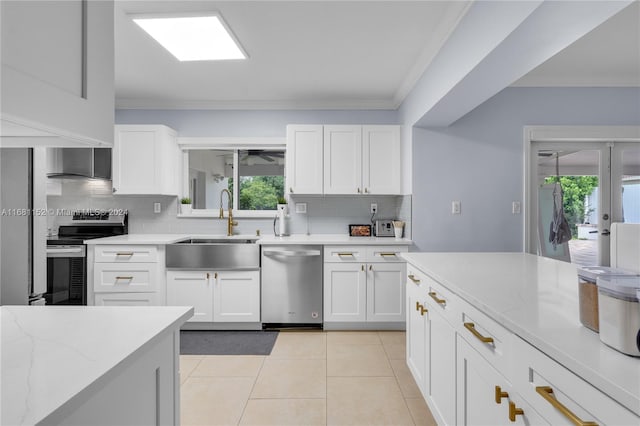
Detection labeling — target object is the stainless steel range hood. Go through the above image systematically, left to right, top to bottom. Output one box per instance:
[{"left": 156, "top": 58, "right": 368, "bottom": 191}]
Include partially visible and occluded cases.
[{"left": 47, "top": 148, "right": 111, "bottom": 180}]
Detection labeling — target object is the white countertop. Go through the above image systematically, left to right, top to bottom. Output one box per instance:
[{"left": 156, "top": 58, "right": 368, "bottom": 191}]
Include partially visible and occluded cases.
[
  {"left": 84, "top": 233, "right": 412, "bottom": 246},
  {"left": 401, "top": 252, "right": 640, "bottom": 416},
  {"left": 1, "top": 306, "right": 193, "bottom": 425}
]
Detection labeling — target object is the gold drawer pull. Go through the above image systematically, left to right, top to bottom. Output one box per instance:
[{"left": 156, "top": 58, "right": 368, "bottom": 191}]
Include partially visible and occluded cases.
[
  {"left": 289, "top": 187, "right": 293, "bottom": 193},
  {"left": 116, "top": 252, "right": 133, "bottom": 256},
  {"left": 337, "top": 252, "right": 354, "bottom": 257},
  {"left": 379, "top": 253, "right": 397, "bottom": 257},
  {"left": 407, "top": 274, "right": 420, "bottom": 284},
  {"left": 115, "top": 276, "right": 133, "bottom": 280},
  {"left": 429, "top": 291, "right": 446, "bottom": 305},
  {"left": 416, "top": 302, "right": 427, "bottom": 316},
  {"left": 464, "top": 322, "right": 494, "bottom": 344},
  {"left": 495, "top": 385, "right": 509, "bottom": 404},
  {"left": 535, "top": 386, "right": 598, "bottom": 426},
  {"left": 509, "top": 401, "right": 524, "bottom": 422}
]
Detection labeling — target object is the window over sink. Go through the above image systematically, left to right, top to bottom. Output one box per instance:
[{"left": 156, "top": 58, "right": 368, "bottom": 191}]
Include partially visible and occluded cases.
[{"left": 181, "top": 139, "right": 285, "bottom": 217}]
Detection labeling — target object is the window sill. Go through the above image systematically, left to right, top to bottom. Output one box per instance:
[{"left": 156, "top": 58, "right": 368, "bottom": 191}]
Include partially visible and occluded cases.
[{"left": 177, "top": 209, "right": 278, "bottom": 219}]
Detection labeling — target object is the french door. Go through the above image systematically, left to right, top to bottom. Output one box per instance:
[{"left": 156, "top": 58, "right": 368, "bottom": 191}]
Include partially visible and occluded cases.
[{"left": 527, "top": 135, "right": 640, "bottom": 266}]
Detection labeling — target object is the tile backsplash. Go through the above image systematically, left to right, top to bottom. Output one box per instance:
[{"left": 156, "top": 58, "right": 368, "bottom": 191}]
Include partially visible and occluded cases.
[{"left": 46, "top": 180, "right": 411, "bottom": 238}]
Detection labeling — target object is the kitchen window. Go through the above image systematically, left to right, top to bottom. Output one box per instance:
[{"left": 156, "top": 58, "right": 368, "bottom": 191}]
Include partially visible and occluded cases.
[{"left": 185, "top": 146, "right": 285, "bottom": 216}]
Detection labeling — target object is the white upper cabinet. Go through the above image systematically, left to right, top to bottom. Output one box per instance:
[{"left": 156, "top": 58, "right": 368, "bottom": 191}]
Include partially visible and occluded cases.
[
  {"left": 0, "top": 0, "right": 114, "bottom": 147},
  {"left": 286, "top": 124, "right": 401, "bottom": 195},
  {"left": 113, "top": 125, "right": 181, "bottom": 195},
  {"left": 286, "top": 125, "right": 324, "bottom": 194},
  {"left": 324, "top": 125, "right": 363, "bottom": 194},
  {"left": 362, "top": 125, "right": 401, "bottom": 194}
]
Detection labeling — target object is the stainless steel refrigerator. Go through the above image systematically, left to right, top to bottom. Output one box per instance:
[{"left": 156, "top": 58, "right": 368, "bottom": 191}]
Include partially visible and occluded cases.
[{"left": 0, "top": 148, "right": 47, "bottom": 305}]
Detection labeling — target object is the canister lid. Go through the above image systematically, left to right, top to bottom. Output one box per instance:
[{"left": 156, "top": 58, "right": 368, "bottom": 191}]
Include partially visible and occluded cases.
[
  {"left": 577, "top": 266, "right": 638, "bottom": 282},
  {"left": 596, "top": 276, "right": 640, "bottom": 301}
]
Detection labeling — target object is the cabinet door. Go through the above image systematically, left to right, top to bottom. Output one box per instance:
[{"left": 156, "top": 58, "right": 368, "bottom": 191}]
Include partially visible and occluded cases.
[
  {"left": 0, "top": 0, "right": 114, "bottom": 146},
  {"left": 113, "top": 125, "right": 178, "bottom": 195},
  {"left": 286, "top": 125, "right": 323, "bottom": 194},
  {"left": 323, "top": 125, "right": 363, "bottom": 194},
  {"left": 362, "top": 126, "right": 401, "bottom": 194},
  {"left": 324, "top": 263, "right": 366, "bottom": 322},
  {"left": 367, "top": 263, "right": 406, "bottom": 322},
  {"left": 213, "top": 270, "right": 260, "bottom": 322},
  {"left": 166, "top": 271, "right": 213, "bottom": 322},
  {"left": 406, "top": 273, "right": 428, "bottom": 398},
  {"left": 429, "top": 305, "right": 457, "bottom": 426},
  {"left": 457, "top": 336, "right": 547, "bottom": 426}
]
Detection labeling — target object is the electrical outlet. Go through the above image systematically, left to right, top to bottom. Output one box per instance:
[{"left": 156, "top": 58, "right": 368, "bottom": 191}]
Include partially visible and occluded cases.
[
  {"left": 452, "top": 201, "right": 461, "bottom": 215},
  {"left": 512, "top": 201, "right": 521, "bottom": 214},
  {"left": 153, "top": 202, "right": 161, "bottom": 213},
  {"left": 295, "top": 202, "right": 307, "bottom": 214},
  {"left": 370, "top": 203, "right": 378, "bottom": 214}
]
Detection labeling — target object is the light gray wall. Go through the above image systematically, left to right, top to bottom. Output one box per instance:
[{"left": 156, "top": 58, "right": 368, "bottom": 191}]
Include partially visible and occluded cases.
[{"left": 410, "top": 87, "right": 640, "bottom": 252}]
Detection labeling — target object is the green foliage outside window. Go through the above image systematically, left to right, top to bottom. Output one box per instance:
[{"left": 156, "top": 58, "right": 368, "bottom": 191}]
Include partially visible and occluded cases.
[
  {"left": 238, "top": 176, "right": 285, "bottom": 210},
  {"left": 544, "top": 176, "right": 599, "bottom": 238}
]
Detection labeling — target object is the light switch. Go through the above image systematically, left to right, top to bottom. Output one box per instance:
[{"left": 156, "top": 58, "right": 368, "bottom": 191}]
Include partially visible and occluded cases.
[
  {"left": 452, "top": 201, "right": 461, "bottom": 215},
  {"left": 154, "top": 202, "right": 161, "bottom": 213}
]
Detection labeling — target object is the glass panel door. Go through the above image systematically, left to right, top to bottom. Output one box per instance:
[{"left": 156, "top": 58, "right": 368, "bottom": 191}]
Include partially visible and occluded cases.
[{"left": 611, "top": 143, "right": 640, "bottom": 224}]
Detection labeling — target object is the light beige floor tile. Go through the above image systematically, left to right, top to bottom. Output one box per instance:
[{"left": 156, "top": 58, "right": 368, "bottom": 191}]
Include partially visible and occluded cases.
[
  {"left": 326, "top": 331, "right": 381, "bottom": 345},
  {"left": 378, "top": 331, "right": 406, "bottom": 346},
  {"left": 269, "top": 332, "right": 326, "bottom": 359},
  {"left": 383, "top": 342, "right": 406, "bottom": 360},
  {"left": 327, "top": 344, "right": 393, "bottom": 376},
  {"left": 191, "top": 355, "right": 265, "bottom": 377},
  {"left": 180, "top": 356, "right": 203, "bottom": 384},
  {"left": 251, "top": 358, "right": 326, "bottom": 398},
  {"left": 389, "top": 358, "right": 422, "bottom": 398},
  {"left": 181, "top": 376, "right": 254, "bottom": 426},
  {"left": 327, "top": 377, "right": 414, "bottom": 425},
  {"left": 405, "top": 397, "right": 438, "bottom": 426},
  {"left": 239, "top": 399, "right": 326, "bottom": 425}
]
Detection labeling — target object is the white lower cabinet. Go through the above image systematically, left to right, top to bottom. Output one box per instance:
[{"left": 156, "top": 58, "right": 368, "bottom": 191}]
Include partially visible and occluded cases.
[
  {"left": 323, "top": 245, "right": 407, "bottom": 325},
  {"left": 406, "top": 268, "right": 429, "bottom": 399},
  {"left": 166, "top": 270, "right": 260, "bottom": 323},
  {"left": 428, "top": 304, "right": 457, "bottom": 426},
  {"left": 457, "top": 336, "right": 546, "bottom": 426}
]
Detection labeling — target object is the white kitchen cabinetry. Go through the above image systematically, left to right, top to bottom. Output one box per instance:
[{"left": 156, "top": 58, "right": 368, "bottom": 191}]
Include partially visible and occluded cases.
[
  {"left": 0, "top": 0, "right": 114, "bottom": 147},
  {"left": 286, "top": 124, "right": 401, "bottom": 195},
  {"left": 113, "top": 125, "right": 181, "bottom": 195},
  {"left": 286, "top": 125, "right": 324, "bottom": 194},
  {"left": 90, "top": 245, "right": 165, "bottom": 306},
  {"left": 324, "top": 245, "right": 407, "bottom": 327},
  {"left": 406, "top": 266, "right": 429, "bottom": 399},
  {"left": 166, "top": 270, "right": 260, "bottom": 323}
]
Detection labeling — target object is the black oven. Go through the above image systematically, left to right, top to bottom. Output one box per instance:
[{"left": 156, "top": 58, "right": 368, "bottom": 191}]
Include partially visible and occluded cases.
[{"left": 46, "top": 244, "right": 86, "bottom": 305}]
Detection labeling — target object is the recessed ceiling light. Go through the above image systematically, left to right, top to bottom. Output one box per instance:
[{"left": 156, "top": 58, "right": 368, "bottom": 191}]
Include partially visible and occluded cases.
[{"left": 132, "top": 13, "right": 246, "bottom": 61}]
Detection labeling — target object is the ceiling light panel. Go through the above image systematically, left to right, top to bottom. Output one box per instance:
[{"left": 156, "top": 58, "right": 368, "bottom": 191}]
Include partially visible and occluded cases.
[{"left": 132, "top": 14, "right": 246, "bottom": 61}]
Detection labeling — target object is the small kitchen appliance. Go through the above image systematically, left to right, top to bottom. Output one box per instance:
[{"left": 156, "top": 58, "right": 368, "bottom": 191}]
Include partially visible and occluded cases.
[
  {"left": 273, "top": 204, "right": 290, "bottom": 236},
  {"left": 375, "top": 219, "right": 395, "bottom": 237},
  {"left": 596, "top": 276, "right": 640, "bottom": 356}
]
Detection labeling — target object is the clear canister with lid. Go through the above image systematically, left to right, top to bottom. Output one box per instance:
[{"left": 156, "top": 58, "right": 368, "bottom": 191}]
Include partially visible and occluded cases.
[{"left": 596, "top": 276, "right": 640, "bottom": 357}]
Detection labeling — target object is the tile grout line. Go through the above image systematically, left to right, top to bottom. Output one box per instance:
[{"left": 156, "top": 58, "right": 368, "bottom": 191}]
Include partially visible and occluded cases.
[
  {"left": 380, "top": 332, "right": 418, "bottom": 426},
  {"left": 237, "top": 355, "right": 267, "bottom": 425}
]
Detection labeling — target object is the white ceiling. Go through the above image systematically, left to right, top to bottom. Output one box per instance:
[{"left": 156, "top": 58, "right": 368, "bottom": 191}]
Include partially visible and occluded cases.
[{"left": 114, "top": 1, "right": 640, "bottom": 111}]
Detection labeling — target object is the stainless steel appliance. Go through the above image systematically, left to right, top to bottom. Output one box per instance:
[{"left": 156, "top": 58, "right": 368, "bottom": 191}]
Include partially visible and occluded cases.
[
  {"left": 46, "top": 147, "right": 111, "bottom": 180},
  {"left": 0, "top": 148, "right": 47, "bottom": 305},
  {"left": 45, "top": 211, "right": 127, "bottom": 305},
  {"left": 375, "top": 219, "right": 395, "bottom": 237},
  {"left": 261, "top": 245, "right": 323, "bottom": 328}
]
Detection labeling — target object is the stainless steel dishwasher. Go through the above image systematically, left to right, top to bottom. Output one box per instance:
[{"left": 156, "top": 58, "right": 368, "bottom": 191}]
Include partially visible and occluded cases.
[{"left": 261, "top": 245, "right": 323, "bottom": 328}]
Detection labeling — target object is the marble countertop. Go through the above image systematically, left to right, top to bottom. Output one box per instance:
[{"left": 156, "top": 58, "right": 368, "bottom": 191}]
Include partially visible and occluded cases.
[
  {"left": 84, "top": 233, "right": 412, "bottom": 246},
  {"left": 401, "top": 252, "right": 640, "bottom": 416},
  {"left": 1, "top": 306, "right": 193, "bottom": 425}
]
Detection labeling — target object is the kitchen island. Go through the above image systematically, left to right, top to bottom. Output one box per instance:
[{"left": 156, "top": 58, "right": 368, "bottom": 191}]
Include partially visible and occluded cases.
[
  {"left": 402, "top": 252, "right": 639, "bottom": 425},
  {"left": 1, "top": 305, "right": 193, "bottom": 425}
]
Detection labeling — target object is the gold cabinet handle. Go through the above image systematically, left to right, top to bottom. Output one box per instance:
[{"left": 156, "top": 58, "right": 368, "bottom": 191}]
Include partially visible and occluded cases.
[
  {"left": 289, "top": 187, "right": 293, "bottom": 193},
  {"left": 357, "top": 188, "right": 361, "bottom": 193},
  {"left": 364, "top": 188, "right": 369, "bottom": 193},
  {"left": 116, "top": 252, "right": 133, "bottom": 256},
  {"left": 337, "top": 252, "right": 354, "bottom": 257},
  {"left": 379, "top": 253, "right": 397, "bottom": 257},
  {"left": 361, "top": 264, "right": 365, "bottom": 271},
  {"left": 369, "top": 265, "right": 372, "bottom": 271},
  {"left": 206, "top": 272, "right": 210, "bottom": 279},
  {"left": 214, "top": 272, "right": 218, "bottom": 279},
  {"left": 407, "top": 274, "right": 420, "bottom": 284},
  {"left": 115, "top": 276, "right": 133, "bottom": 280},
  {"left": 429, "top": 291, "right": 446, "bottom": 305},
  {"left": 416, "top": 302, "right": 427, "bottom": 316},
  {"left": 464, "top": 322, "right": 494, "bottom": 344},
  {"left": 495, "top": 385, "right": 509, "bottom": 404},
  {"left": 535, "top": 387, "right": 598, "bottom": 426},
  {"left": 509, "top": 401, "right": 524, "bottom": 422}
]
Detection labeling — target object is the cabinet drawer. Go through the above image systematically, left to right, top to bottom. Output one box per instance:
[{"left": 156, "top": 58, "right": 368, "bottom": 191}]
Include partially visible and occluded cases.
[
  {"left": 94, "top": 245, "right": 158, "bottom": 263},
  {"left": 324, "top": 246, "right": 366, "bottom": 262},
  {"left": 367, "top": 246, "right": 408, "bottom": 262},
  {"left": 94, "top": 263, "right": 157, "bottom": 293},
  {"left": 423, "top": 274, "right": 460, "bottom": 326},
  {"left": 94, "top": 292, "right": 159, "bottom": 306},
  {"left": 458, "top": 298, "right": 513, "bottom": 378},
  {"left": 512, "top": 337, "right": 639, "bottom": 426}
]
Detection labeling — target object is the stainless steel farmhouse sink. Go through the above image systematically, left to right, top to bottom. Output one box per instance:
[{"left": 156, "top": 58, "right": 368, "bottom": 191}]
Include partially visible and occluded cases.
[{"left": 166, "top": 237, "right": 260, "bottom": 270}]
